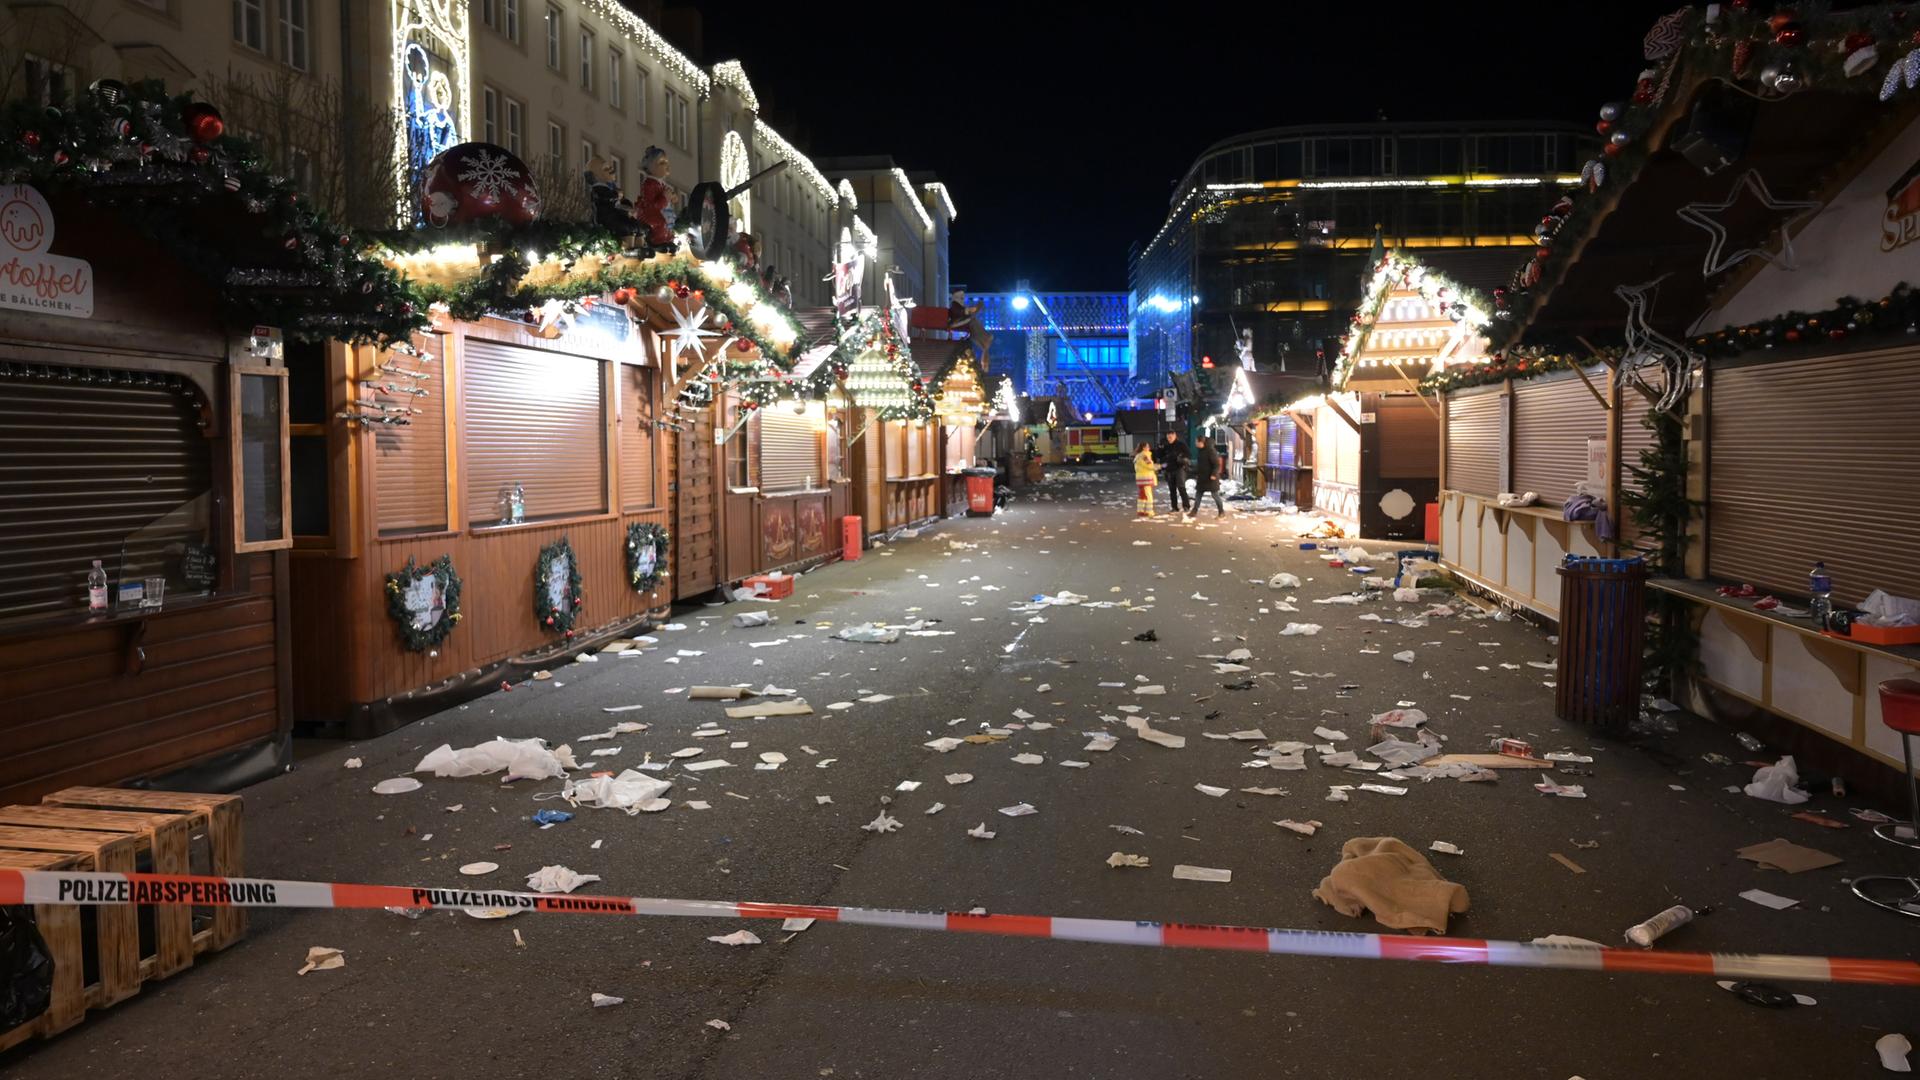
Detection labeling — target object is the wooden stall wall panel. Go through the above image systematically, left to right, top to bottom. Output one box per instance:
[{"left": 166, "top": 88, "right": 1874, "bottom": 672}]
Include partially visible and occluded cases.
[
  {"left": 1709, "top": 348, "right": 1920, "bottom": 605},
  {"left": 371, "top": 349, "right": 449, "bottom": 534},
  {"left": 618, "top": 364, "right": 658, "bottom": 513},
  {"left": 1511, "top": 371, "right": 1608, "bottom": 506},
  {"left": 1443, "top": 389, "right": 1504, "bottom": 497},
  {"left": 1375, "top": 399, "right": 1439, "bottom": 479},
  {"left": 672, "top": 407, "right": 719, "bottom": 598},
  {"left": 1440, "top": 494, "right": 1464, "bottom": 569},
  {"left": 1478, "top": 509, "right": 1504, "bottom": 586},
  {"left": 1502, "top": 518, "right": 1536, "bottom": 608},
  {"left": 458, "top": 520, "right": 633, "bottom": 665},
  {"left": 360, "top": 534, "right": 474, "bottom": 701},
  {"left": 288, "top": 555, "right": 356, "bottom": 721},
  {"left": 0, "top": 572, "right": 281, "bottom": 804},
  {"left": 1699, "top": 610, "right": 1767, "bottom": 703},
  {"left": 1768, "top": 627, "right": 1858, "bottom": 741},
  {"left": 1864, "top": 654, "right": 1920, "bottom": 773}
]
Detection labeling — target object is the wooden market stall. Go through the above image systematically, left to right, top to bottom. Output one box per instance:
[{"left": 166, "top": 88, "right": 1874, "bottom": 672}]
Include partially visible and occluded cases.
[
  {"left": 1432, "top": 8, "right": 1920, "bottom": 780},
  {"left": 0, "top": 87, "right": 420, "bottom": 801},
  {"left": 914, "top": 336, "right": 989, "bottom": 517}
]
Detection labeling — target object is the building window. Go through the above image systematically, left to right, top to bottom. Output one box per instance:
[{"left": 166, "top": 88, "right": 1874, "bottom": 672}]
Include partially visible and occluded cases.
[
  {"left": 233, "top": 0, "right": 267, "bottom": 52},
  {"left": 278, "top": 0, "right": 309, "bottom": 71},
  {"left": 481, "top": 0, "right": 519, "bottom": 40},
  {"left": 544, "top": 4, "right": 562, "bottom": 70},
  {"left": 578, "top": 26, "right": 594, "bottom": 92},
  {"left": 608, "top": 47, "right": 623, "bottom": 110},
  {"left": 21, "top": 55, "right": 74, "bottom": 108},
  {"left": 634, "top": 65, "right": 650, "bottom": 125},
  {"left": 482, "top": 86, "right": 498, "bottom": 145},
  {"left": 664, "top": 88, "right": 688, "bottom": 150},
  {"left": 505, "top": 96, "right": 524, "bottom": 155},
  {"left": 547, "top": 121, "right": 565, "bottom": 176},
  {"left": 580, "top": 137, "right": 594, "bottom": 172},
  {"left": 287, "top": 146, "right": 315, "bottom": 195},
  {"left": 608, "top": 153, "right": 623, "bottom": 188}
]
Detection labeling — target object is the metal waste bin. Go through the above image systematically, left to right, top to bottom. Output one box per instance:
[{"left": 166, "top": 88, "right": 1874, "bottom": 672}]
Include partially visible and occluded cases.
[{"left": 1555, "top": 555, "right": 1649, "bottom": 733}]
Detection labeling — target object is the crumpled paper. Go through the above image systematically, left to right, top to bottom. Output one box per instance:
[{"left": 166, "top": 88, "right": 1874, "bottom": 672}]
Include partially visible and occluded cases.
[
  {"left": 1268, "top": 573, "right": 1302, "bottom": 589},
  {"left": 416, "top": 737, "right": 575, "bottom": 781},
  {"left": 1745, "top": 756, "right": 1810, "bottom": 805},
  {"left": 561, "top": 769, "right": 673, "bottom": 814},
  {"left": 525, "top": 865, "right": 602, "bottom": 894},
  {"left": 296, "top": 946, "right": 345, "bottom": 975}
]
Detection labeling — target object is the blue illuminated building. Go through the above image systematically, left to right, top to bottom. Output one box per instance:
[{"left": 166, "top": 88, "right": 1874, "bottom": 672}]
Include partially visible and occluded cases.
[
  {"left": 1129, "top": 121, "right": 1594, "bottom": 390},
  {"left": 970, "top": 290, "right": 1137, "bottom": 420}
]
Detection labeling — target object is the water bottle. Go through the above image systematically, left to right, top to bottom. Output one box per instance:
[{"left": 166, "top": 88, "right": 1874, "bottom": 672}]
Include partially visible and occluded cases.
[
  {"left": 87, "top": 559, "right": 109, "bottom": 612},
  {"left": 1809, "top": 562, "right": 1832, "bottom": 627}
]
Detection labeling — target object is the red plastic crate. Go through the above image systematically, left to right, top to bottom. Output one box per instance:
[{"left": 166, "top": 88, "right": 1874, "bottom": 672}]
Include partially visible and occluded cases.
[{"left": 743, "top": 574, "right": 794, "bottom": 600}]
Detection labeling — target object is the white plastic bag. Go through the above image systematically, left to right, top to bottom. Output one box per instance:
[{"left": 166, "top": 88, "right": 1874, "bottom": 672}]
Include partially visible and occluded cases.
[
  {"left": 1268, "top": 573, "right": 1302, "bottom": 590},
  {"left": 415, "top": 737, "right": 572, "bottom": 781},
  {"left": 1744, "top": 756, "right": 1810, "bottom": 805},
  {"left": 562, "top": 769, "right": 674, "bottom": 815}
]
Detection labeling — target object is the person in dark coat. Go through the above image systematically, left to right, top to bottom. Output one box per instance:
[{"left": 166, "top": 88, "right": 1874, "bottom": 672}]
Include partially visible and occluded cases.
[
  {"left": 1154, "top": 431, "right": 1191, "bottom": 513},
  {"left": 1190, "top": 435, "right": 1226, "bottom": 517}
]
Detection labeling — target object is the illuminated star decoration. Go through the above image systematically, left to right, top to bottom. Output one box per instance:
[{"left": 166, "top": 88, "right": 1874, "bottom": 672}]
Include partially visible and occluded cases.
[
  {"left": 1675, "top": 170, "right": 1822, "bottom": 278},
  {"left": 1613, "top": 276, "right": 1699, "bottom": 415},
  {"left": 660, "top": 302, "right": 718, "bottom": 378}
]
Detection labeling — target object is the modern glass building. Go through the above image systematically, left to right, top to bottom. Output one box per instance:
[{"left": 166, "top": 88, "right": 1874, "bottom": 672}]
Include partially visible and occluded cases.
[
  {"left": 1128, "top": 121, "right": 1595, "bottom": 390},
  {"left": 969, "top": 291, "right": 1138, "bottom": 419}
]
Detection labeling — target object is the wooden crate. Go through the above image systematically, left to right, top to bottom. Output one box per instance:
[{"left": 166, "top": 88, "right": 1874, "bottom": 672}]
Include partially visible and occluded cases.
[
  {"left": 40, "top": 787, "right": 246, "bottom": 951},
  {"left": 0, "top": 806, "right": 194, "bottom": 980},
  {"left": 0, "top": 824, "right": 143, "bottom": 1010},
  {"left": 0, "top": 849, "right": 86, "bottom": 1054}
]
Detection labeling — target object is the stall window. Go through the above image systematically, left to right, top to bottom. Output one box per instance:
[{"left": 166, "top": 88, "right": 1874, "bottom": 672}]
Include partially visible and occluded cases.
[
  {"left": 288, "top": 339, "right": 335, "bottom": 544},
  {"left": 464, "top": 339, "right": 605, "bottom": 525},
  {"left": 373, "top": 344, "right": 448, "bottom": 535},
  {"left": 619, "top": 362, "right": 655, "bottom": 510},
  {"left": 0, "top": 365, "right": 215, "bottom": 621},
  {"left": 232, "top": 365, "right": 291, "bottom": 552},
  {"left": 724, "top": 400, "right": 751, "bottom": 489},
  {"left": 759, "top": 408, "right": 823, "bottom": 492},
  {"left": 826, "top": 408, "right": 845, "bottom": 481}
]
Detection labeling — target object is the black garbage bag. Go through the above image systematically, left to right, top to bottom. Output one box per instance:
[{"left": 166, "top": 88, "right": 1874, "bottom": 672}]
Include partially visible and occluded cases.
[{"left": 0, "top": 906, "right": 53, "bottom": 1030}]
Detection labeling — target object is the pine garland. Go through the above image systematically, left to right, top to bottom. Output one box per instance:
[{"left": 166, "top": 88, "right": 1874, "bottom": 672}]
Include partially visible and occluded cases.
[
  {"left": 1622, "top": 408, "right": 1701, "bottom": 690},
  {"left": 625, "top": 522, "right": 670, "bottom": 593},
  {"left": 532, "top": 537, "right": 584, "bottom": 637},
  {"left": 383, "top": 555, "right": 462, "bottom": 651}
]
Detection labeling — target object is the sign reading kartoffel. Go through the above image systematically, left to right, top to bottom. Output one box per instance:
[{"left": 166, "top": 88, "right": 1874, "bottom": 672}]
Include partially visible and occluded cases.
[{"left": 0, "top": 184, "right": 93, "bottom": 318}]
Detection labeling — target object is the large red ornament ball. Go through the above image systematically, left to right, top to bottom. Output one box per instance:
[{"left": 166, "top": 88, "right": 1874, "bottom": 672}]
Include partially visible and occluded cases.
[
  {"left": 182, "top": 102, "right": 225, "bottom": 145},
  {"left": 419, "top": 142, "right": 542, "bottom": 228}
]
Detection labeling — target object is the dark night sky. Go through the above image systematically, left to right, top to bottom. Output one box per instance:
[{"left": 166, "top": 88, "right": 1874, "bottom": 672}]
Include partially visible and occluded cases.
[{"left": 701, "top": 2, "right": 1686, "bottom": 293}]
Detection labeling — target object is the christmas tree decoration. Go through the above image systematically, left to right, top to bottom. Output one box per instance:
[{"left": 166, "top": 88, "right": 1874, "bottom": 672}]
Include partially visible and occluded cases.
[
  {"left": 419, "top": 142, "right": 541, "bottom": 228},
  {"left": 384, "top": 555, "right": 462, "bottom": 651}
]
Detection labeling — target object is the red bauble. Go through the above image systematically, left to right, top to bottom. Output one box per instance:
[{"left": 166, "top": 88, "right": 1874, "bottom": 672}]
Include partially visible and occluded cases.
[
  {"left": 1774, "top": 27, "right": 1805, "bottom": 47},
  {"left": 1844, "top": 31, "right": 1875, "bottom": 52},
  {"left": 181, "top": 102, "right": 225, "bottom": 144},
  {"left": 1596, "top": 120, "right": 1614, "bottom": 134},
  {"left": 20, "top": 130, "right": 39, "bottom": 150},
  {"left": 419, "top": 142, "right": 542, "bottom": 228},
  {"left": 1602, "top": 142, "right": 1623, "bottom": 157},
  {"left": 188, "top": 146, "right": 210, "bottom": 164},
  {"left": 612, "top": 286, "right": 636, "bottom": 305},
  {"left": 1828, "top": 328, "right": 1847, "bottom": 340},
  {"left": 1784, "top": 329, "right": 1801, "bottom": 342}
]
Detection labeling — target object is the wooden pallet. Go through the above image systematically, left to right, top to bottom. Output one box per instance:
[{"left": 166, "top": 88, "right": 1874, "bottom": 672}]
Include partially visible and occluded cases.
[
  {"left": 40, "top": 787, "right": 246, "bottom": 951},
  {"left": 0, "top": 790, "right": 246, "bottom": 1055},
  {"left": 0, "top": 849, "right": 86, "bottom": 1054}
]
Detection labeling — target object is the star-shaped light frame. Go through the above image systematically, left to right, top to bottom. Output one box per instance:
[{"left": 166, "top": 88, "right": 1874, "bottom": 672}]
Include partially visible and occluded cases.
[
  {"left": 1675, "top": 170, "right": 1822, "bottom": 278},
  {"left": 659, "top": 301, "right": 718, "bottom": 374}
]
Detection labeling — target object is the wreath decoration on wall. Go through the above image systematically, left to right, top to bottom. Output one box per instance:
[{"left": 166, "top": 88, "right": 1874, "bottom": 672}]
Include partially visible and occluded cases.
[
  {"left": 626, "top": 522, "right": 671, "bottom": 594},
  {"left": 533, "top": 536, "right": 584, "bottom": 637},
  {"left": 384, "top": 555, "right": 462, "bottom": 651}
]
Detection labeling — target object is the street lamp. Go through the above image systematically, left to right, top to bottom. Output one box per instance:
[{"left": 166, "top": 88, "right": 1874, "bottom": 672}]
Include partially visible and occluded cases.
[{"left": 1010, "top": 294, "right": 1030, "bottom": 311}]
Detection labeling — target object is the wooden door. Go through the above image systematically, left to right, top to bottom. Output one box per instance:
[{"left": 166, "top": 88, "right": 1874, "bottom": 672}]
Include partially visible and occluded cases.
[{"left": 673, "top": 403, "right": 719, "bottom": 598}]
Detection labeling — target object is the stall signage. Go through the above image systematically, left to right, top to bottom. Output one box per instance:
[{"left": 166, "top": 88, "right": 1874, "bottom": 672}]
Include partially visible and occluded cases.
[
  {"left": 1882, "top": 159, "right": 1920, "bottom": 253},
  {"left": 0, "top": 184, "right": 93, "bottom": 318},
  {"left": 1586, "top": 437, "right": 1607, "bottom": 488}
]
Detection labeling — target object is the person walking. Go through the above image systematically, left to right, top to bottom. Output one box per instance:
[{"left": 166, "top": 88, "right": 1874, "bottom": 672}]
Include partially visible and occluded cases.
[
  {"left": 1155, "top": 430, "right": 1191, "bottom": 514},
  {"left": 1189, "top": 435, "right": 1227, "bottom": 518},
  {"left": 1132, "top": 441, "right": 1160, "bottom": 517}
]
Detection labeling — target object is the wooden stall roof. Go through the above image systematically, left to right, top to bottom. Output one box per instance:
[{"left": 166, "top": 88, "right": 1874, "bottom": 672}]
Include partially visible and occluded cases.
[{"left": 1513, "top": 78, "right": 1920, "bottom": 347}]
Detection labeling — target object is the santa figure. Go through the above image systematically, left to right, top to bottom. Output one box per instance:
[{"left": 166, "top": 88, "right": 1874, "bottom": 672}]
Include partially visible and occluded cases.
[{"left": 635, "top": 146, "right": 678, "bottom": 250}]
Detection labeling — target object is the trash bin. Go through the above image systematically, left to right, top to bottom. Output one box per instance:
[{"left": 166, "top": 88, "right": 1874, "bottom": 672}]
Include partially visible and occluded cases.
[
  {"left": 964, "top": 467, "right": 997, "bottom": 517},
  {"left": 1555, "top": 555, "right": 1649, "bottom": 733}
]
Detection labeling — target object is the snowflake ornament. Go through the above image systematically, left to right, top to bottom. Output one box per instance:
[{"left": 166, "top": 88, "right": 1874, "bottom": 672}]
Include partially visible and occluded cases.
[{"left": 457, "top": 148, "right": 522, "bottom": 201}]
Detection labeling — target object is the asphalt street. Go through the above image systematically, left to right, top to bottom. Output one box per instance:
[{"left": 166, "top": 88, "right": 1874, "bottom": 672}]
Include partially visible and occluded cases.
[{"left": 7, "top": 470, "right": 1916, "bottom": 1080}]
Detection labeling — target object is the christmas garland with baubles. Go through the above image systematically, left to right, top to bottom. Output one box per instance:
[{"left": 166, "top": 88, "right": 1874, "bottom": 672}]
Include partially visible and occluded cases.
[
  {"left": 1490, "top": 2, "right": 1920, "bottom": 344},
  {"left": 0, "top": 79, "right": 420, "bottom": 344},
  {"left": 625, "top": 522, "right": 670, "bottom": 594},
  {"left": 533, "top": 537, "right": 585, "bottom": 638},
  {"left": 384, "top": 555, "right": 463, "bottom": 652}
]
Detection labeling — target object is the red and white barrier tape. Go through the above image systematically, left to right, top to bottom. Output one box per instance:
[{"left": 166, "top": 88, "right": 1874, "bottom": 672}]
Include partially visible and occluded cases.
[{"left": 4, "top": 869, "right": 1917, "bottom": 988}]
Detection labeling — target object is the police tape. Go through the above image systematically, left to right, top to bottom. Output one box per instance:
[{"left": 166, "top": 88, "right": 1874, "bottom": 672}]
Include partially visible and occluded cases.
[{"left": 4, "top": 868, "right": 1918, "bottom": 988}]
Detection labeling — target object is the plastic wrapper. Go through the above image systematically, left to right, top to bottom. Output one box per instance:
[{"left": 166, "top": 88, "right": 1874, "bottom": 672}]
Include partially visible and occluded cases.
[{"left": 0, "top": 907, "right": 53, "bottom": 1031}]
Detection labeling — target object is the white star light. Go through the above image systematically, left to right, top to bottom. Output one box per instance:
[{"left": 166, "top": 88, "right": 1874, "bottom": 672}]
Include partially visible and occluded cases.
[
  {"left": 1675, "top": 170, "right": 1821, "bottom": 278},
  {"left": 660, "top": 302, "right": 718, "bottom": 369}
]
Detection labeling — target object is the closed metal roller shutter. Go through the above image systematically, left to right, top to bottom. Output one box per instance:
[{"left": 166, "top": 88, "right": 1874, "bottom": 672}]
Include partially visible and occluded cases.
[
  {"left": 464, "top": 340, "right": 605, "bottom": 525},
  {"left": 373, "top": 348, "right": 447, "bottom": 534},
  {"left": 1709, "top": 348, "right": 1920, "bottom": 605},
  {"left": 619, "top": 364, "right": 656, "bottom": 511},
  {"left": 0, "top": 366, "right": 213, "bottom": 620},
  {"left": 1512, "top": 369, "right": 1607, "bottom": 504},
  {"left": 1444, "top": 387, "right": 1504, "bottom": 496},
  {"left": 1375, "top": 398, "right": 1437, "bottom": 479},
  {"left": 758, "top": 410, "right": 822, "bottom": 493}
]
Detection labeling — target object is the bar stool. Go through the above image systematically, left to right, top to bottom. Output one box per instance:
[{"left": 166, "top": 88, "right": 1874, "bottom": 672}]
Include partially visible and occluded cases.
[{"left": 1852, "top": 678, "right": 1920, "bottom": 918}]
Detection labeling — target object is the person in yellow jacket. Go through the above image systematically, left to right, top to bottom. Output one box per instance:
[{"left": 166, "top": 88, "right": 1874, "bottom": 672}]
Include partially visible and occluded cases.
[{"left": 1132, "top": 442, "right": 1159, "bottom": 517}]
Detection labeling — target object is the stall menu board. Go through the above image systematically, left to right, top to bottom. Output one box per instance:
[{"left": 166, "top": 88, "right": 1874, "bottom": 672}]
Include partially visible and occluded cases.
[{"left": 180, "top": 543, "right": 216, "bottom": 592}]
